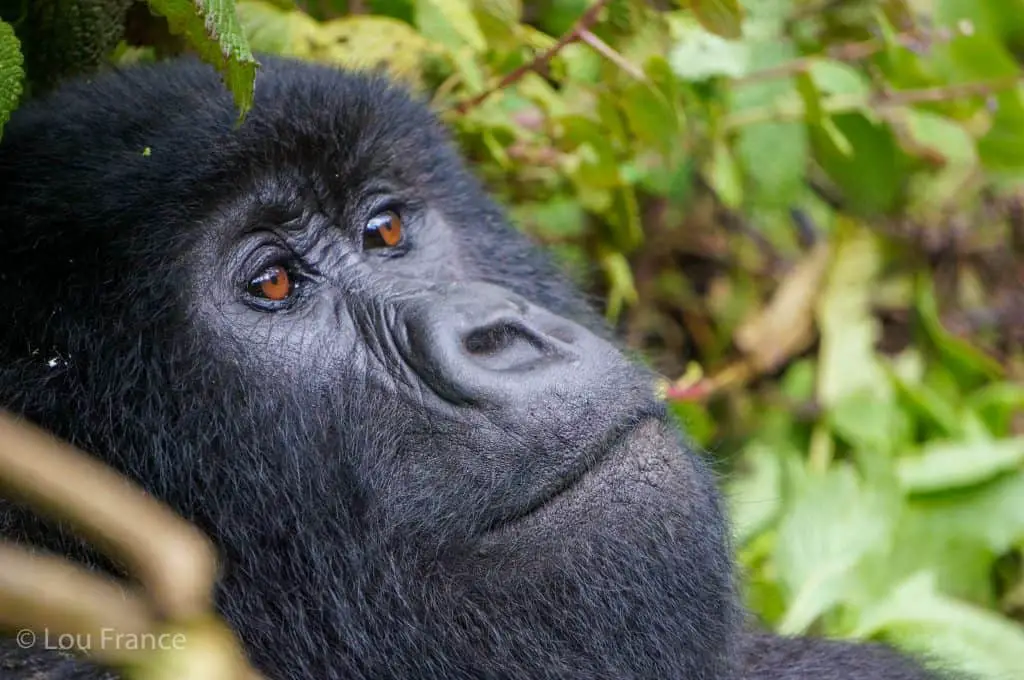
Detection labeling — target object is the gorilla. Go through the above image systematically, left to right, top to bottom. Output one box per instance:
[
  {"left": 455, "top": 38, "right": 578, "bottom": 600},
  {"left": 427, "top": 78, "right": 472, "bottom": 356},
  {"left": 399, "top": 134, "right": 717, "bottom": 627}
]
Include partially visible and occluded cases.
[{"left": 0, "top": 56, "right": 954, "bottom": 680}]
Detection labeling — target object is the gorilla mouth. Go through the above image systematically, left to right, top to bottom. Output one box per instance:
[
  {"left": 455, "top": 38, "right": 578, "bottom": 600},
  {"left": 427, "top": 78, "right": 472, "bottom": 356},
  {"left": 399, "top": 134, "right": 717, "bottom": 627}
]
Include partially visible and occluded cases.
[{"left": 487, "top": 401, "right": 668, "bottom": 531}]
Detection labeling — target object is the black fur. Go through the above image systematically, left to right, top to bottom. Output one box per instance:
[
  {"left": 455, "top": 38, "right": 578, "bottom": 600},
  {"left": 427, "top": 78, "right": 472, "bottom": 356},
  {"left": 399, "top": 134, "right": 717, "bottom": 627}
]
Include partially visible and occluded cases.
[{"left": 0, "top": 57, "right": 955, "bottom": 680}]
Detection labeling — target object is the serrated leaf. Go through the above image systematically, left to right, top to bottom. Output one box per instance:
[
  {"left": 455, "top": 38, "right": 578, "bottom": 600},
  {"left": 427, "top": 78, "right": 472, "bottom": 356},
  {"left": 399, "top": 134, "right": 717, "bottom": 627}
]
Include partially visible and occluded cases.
[
  {"left": 148, "top": 0, "right": 258, "bottom": 121},
  {"left": 689, "top": 0, "right": 745, "bottom": 39},
  {"left": 0, "top": 19, "right": 23, "bottom": 137},
  {"left": 898, "top": 438, "right": 1024, "bottom": 495}
]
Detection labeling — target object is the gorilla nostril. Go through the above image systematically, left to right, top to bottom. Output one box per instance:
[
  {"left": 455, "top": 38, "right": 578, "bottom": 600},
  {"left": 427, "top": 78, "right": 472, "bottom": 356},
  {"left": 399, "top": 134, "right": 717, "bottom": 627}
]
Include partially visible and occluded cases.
[
  {"left": 461, "top": 322, "right": 548, "bottom": 370},
  {"left": 464, "top": 323, "right": 526, "bottom": 356}
]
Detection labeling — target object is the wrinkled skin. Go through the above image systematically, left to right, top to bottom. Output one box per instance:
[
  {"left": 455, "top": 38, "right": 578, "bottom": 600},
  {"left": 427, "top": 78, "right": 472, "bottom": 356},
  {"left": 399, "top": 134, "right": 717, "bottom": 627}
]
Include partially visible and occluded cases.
[{"left": 0, "top": 57, "right": 955, "bottom": 680}]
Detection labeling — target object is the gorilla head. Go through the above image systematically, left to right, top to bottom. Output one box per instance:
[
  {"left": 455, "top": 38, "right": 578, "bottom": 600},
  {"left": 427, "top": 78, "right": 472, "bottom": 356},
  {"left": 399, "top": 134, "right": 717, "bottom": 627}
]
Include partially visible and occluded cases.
[{"left": 0, "top": 58, "right": 943, "bottom": 680}]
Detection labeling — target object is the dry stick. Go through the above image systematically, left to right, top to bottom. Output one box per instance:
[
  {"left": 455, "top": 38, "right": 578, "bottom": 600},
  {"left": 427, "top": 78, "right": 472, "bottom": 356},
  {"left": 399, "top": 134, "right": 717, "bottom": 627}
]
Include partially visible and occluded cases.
[
  {"left": 453, "top": 0, "right": 614, "bottom": 114},
  {"left": 577, "top": 29, "right": 647, "bottom": 81},
  {"left": 0, "top": 411, "right": 216, "bottom": 622},
  {"left": 0, "top": 543, "right": 154, "bottom": 668}
]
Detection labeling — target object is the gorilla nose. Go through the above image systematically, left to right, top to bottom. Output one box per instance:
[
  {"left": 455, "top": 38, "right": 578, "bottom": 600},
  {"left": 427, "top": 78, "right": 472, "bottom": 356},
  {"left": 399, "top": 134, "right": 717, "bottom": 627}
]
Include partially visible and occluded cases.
[{"left": 398, "top": 283, "right": 602, "bottom": 405}]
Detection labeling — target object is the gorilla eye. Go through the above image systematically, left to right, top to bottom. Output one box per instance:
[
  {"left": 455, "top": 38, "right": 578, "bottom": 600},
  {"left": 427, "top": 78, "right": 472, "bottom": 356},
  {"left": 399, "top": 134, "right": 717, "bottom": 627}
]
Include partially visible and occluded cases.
[
  {"left": 363, "top": 210, "right": 403, "bottom": 250},
  {"left": 248, "top": 264, "right": 293, "bottom": 301}
]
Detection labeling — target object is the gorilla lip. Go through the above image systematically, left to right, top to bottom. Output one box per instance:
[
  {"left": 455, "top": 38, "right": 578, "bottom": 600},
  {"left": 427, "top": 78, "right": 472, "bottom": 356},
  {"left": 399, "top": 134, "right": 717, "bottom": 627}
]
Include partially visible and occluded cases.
[{"left": 485, "top": 401, "right": 668, "bottom": 531}]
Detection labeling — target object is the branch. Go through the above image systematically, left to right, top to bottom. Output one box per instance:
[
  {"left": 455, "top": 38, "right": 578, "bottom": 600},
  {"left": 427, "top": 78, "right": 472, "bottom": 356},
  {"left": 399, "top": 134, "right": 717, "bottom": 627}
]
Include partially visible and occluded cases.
[
  {"left": 453, "top": 0, "right": 613, "bottom": 114},
  {"left": 577, "top": 29, "right": 646, "bottom": 81}
]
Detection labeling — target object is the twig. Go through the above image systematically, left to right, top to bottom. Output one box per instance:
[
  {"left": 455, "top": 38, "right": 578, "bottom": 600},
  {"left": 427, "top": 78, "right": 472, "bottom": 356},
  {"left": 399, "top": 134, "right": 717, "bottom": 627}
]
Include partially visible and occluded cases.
[
  {"left": 453, "top": 0, "right": 613, "bottom": 114},
  {"left": 577, "top": 29, "right": 646, "bottom": 81},
  {"left": 0, "top": 412, "right": 216, "bottom": 622}
]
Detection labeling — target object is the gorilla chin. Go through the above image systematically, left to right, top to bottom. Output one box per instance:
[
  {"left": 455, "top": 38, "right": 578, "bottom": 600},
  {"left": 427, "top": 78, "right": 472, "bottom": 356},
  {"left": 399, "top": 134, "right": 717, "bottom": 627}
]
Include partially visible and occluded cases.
[
  {"left": 0, "top": 55, "right": 953, "bottom": 680},
  {"left": 485, "top": 409, "right": 712, "bottom": 539}
]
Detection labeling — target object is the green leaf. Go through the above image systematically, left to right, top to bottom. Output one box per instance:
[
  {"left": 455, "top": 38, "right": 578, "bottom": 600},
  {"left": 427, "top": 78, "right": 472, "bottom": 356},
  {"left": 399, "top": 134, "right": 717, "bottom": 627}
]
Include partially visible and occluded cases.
[
  {"left": 148, "top": 0, "right": 258, "bottom": 121},
  {"left": 415, "top": 0, "right": 486, "bottom": 53},
  {"left": 688, "top": 0, "right": 745, "bottom": 39},
  {"left": 236, "top": 1, "right": 319, "bottom": 56},
  {"left": 667, "top": 15, "right": 748, "bottom": 81},
  {"left": 317, "top": 16, "right": 436, "bottom": 86},
  {"left": 0, "top": 19, "right": 23, "bottom": 137},
  {"left": 808, "top": 59, "right": 870, "bottom": 97},
  {"left": 795, "top": 71, "right": 851, "bottom": 155},
  {"left": 620, "top": 80, "right": 680, "bottom": 150},
  {"left": 978, "top": 90, "right": 1024, "bottom": 173},
  {"left": 899, "top": 110, "right": 978, "bottom": 216},
  {"left": 810, "top": 113, "right": 905, "bottom": 216},
  {"left": 735, "top": 121, "right": 807, "bottom": 208},
  {"left": 706, "top": 138, "right": 743, "bottom": 208},
  {"left": 607, "top": 184, "right": 643, "bottom": 252},
  {"left": 509, "top": 199, "right": 586, "bottom": 240},
  {"left": 815, "top": 222, "right": 889, "bottom": 407},
  {"left": 599, "top": 249, "right": 638, "bottom": 321},
  {"left": 914, "top": 276, "right": 1004, "bottom": 383},
  {"left": 889, "top": 369, "right": 966, "bottom": 439},
  {"left": 967, "top": 383, "right": 1024, "bottom": 437},
  {"left": 829, "top": 390, "right": 911, "bottom": 458},
  {"left": 669, "top": 399, "right": 717, "bottom": 448},
  {"left": 898, "top": 438, "right": 1024, "bottom": 495},
  {"left": 726, "top": 444, "right": 782, "bottom": 546},
  {"left": 775, "top": 465, "right": 897, "bottom": 635},
  {"left": 909, "top": 471, "right": 1024, "bottom": 554},
  {"left": 883, "top": 515, "right": 997, "bottom": 606},
  {"left": 854, "top": 571, "right": 1024, "bottom": 680}
]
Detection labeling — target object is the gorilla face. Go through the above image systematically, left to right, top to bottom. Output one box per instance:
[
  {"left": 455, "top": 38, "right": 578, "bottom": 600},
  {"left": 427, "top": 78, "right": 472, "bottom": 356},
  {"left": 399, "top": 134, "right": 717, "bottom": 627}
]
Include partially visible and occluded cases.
[{"left": 0, "top": 58, "right": 738, "bottom": 679}]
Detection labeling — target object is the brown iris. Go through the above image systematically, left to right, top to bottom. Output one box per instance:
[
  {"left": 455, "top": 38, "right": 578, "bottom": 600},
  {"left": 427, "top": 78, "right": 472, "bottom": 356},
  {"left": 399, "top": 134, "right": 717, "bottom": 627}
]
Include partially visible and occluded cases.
[
  {"left": 363, "top": 210, "right": 403, "bottom": 249},
  {"left": 248, "top": 265, "right": 292, "bottom": 301}
]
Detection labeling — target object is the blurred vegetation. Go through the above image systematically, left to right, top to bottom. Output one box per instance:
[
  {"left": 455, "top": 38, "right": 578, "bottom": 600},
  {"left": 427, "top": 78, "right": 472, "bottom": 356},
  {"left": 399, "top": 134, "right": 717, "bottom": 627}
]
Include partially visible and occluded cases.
[{"left": 1, "top": 0, "right": 1023, "bottom": 678}]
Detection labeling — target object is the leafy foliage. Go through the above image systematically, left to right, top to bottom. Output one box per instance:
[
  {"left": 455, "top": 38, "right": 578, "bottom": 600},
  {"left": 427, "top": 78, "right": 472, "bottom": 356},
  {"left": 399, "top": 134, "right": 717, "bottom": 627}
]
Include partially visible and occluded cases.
[
  {"left": 0, "top": 0, "right": 1022, "bottom": 676},
  {"left": 0, "top": 0, "right": 133, "bottom": 91},
  {"left": 0, "top": 0, "right": 256, "bottom": 116},
  {"left": 146, "top": 0, "right": 257, "bottom": 119},
  {"left": 0, "top": 19, "right": 22, "bottom": 135}
]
